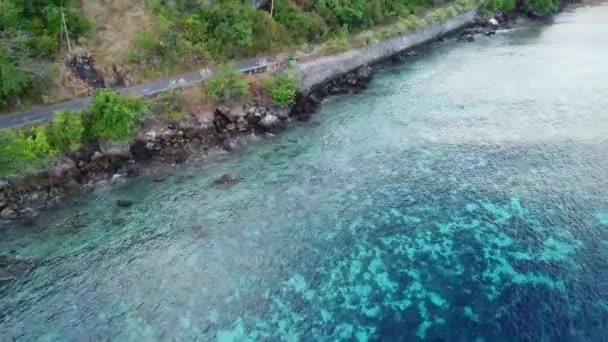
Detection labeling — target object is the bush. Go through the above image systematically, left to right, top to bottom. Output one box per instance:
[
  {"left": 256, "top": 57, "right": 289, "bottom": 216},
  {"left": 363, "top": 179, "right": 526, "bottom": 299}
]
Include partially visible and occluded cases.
[
  {"left": 274, "top": 0, "right": 328, "bottom": 44},
  {"left": 455, "top": 0, "right": 476, "bottom": 13},
  {"left": 481, "top": 0, "right": 517, "bottom": 13},
  {"left": 523, "top": 0, "right": 559, "bottom": 16},
  {"left": 447, "top": 7, "right": 458, "bottom": 18},
  {"left": 426, "top": 8, "right": 450, "bottom": 23},
  {"left": 401, "top": 14, "right": 425, "bottom": 30},
  {"left": 320, "top": 25, "right": 350, "bottom": 54},
  {"left": 362, "top": 31, "right": 379, "bottom": 46},
  {"left": 0, "top": 48, "right": 32, "bottom": 106},
  {"left": 205, "top": 65, "right": 250, "bottom": 103},
  {"left": 264, "top": 72, "right": 300, "bottom": 106},
  {"left": 88, "top": 90, "right": 148, "bottom": 141},
  {"left": 48, "top": 110, "right": 85, "bottom": 153},
  {"left": 0, "top": 125, "right": 58, "bottom": 176},
  {"left": 22, "top": 125, "right": 56, "bottom": 160},
  {"left": 0, "top": 130, "right": 30, "bottom": 176}
]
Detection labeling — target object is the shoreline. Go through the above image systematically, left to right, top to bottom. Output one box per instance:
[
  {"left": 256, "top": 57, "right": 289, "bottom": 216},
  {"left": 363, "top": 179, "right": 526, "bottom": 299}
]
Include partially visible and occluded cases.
[{"left": 0, "top": 9, "right": 530, "bottom": 224}]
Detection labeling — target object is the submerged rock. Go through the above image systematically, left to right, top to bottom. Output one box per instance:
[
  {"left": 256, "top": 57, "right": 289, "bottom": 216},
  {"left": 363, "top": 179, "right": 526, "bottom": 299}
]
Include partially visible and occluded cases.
[
  {"left": 214, "top": 174, "right": 239, "bottom": 188},
  {"left": 116, "top": 199, "right": 133, "bottom": 208},
  {"left": 1, "top": 207, "right": 17, "bottom": 220}
]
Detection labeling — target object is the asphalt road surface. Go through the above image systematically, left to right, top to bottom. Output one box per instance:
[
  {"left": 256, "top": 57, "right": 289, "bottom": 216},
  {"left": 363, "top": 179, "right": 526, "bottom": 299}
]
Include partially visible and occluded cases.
[{"left": 0, "top": 55, "right": 279, "bottom": 129}]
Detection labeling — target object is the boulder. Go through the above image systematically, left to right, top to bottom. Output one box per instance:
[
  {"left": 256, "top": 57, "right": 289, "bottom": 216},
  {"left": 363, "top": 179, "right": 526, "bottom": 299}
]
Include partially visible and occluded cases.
[
  {"left": 488, "top": 18, "right": 499, "bottom": 28},
  {"left": 274, "top": 107, "right": 290, "bottom": 120},
  {"left": 260, "top": 114, "right": 280, "bottom": 130},
  {"left": 99, "top": 140, "right": 131, "bottom": 159},
  {"left": 48, "top": 158, "right": 78, "bottom": 184},
  {"left": 214, "top": 174, "right": 239, "bottom": 187},
  {"left": 116, "top": 199, "right": 133, "bottom": 208},
  {"left": 1, "top": 207, "right": 17, "bottom": 220},
  {"left": 20, "top": 207, "right": 38, "bottom": 219}
]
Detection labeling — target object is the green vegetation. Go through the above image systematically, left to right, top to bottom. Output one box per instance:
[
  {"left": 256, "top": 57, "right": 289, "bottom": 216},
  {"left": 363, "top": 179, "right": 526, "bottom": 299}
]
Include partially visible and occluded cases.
[
  {"left": 0, "top": 0, "right": 91, "bottom": 108},
  {"left": 133, "top": 0, "right": 437, "bottom": 73},
  {"left": 455, "top": 0, "right": 477, "bottom": 13},
  {"left": 480, "top": 0, "right": 516, "bottom": 13},
  {"left": 480, "top": 0, "right": 559, "bottom": 16},
  {"left": 523, "top": 0, "right": 559, "bottom": 16},
  {"left": 426, "top": 8, "right": 450, "bottom": 23},
  {"left": 320, "top": 25, "right": 350, "bottom": 54},
  {"left": 361, "top": 31, "right": 380, "bottom": 46},
  {"left": 205, "top": 65, "right": 250, "bottom": 103},
  {"left": 264, "top": 72, "right": 300, "bottom": 106},
  {"left": 0, "top": 90, "right": 147, "bottom": 177},
  {"left": 87, "top": 90, "right": 148, "bottom": 141},
  {"left": 150, "top": 91, "right": 187, "bottom": 123},
  {"left": 48, "top": 110, "right": 85, "bottom": 154},
  {"left": 0, "top": 126, "right": 57, "bottom": 176}
]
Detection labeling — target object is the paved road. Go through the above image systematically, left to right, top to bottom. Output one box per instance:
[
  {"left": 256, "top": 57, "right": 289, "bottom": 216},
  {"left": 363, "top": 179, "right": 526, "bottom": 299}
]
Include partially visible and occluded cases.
[{"left": 0, "top": 55, "right": 279, "bottom": 129}]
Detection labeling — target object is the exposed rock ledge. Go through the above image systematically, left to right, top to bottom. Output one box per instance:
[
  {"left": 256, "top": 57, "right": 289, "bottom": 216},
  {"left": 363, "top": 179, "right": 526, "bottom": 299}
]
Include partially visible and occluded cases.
[{"left": 0, "top": 10, "right": 479, "bottom": 222}]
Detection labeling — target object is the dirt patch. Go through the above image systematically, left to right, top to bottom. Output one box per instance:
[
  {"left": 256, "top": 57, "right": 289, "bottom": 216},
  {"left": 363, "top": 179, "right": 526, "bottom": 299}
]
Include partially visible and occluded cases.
[{"left": 82, "top": 0, "right": 154, "bottom": 84}]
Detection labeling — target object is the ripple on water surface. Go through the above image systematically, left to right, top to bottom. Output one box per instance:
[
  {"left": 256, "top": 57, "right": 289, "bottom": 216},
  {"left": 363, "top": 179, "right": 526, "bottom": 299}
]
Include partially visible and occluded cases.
[{"left": 2, "top": 4, "right": 608, "bottom": 341}]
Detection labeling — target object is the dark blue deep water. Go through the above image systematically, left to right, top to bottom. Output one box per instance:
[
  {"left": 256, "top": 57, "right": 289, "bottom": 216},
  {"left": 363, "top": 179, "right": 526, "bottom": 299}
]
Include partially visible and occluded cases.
[{"left": 2, "top": 4, "right": 608, "bottom": 341}]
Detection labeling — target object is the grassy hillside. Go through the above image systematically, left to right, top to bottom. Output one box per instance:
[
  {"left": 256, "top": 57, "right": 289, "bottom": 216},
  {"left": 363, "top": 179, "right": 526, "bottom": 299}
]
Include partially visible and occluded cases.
[
  {"left": 0, "top": 0, "right": 559, "bottom": 113},
  {"left": 0, "top": 0, "right": 441, "bottom": 112}
]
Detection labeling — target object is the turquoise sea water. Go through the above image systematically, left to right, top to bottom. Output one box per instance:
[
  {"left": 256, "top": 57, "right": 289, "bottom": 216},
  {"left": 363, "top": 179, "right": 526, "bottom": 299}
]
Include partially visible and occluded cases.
[{"left": 2, "top": 5, "right": 608, "bottom": 341}]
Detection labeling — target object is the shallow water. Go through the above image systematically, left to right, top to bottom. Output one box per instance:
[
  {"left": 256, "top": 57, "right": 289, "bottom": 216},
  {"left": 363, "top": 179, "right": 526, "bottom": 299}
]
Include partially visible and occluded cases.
[{"left": 2, "top": 5, "right": 608, "bottom": 341}]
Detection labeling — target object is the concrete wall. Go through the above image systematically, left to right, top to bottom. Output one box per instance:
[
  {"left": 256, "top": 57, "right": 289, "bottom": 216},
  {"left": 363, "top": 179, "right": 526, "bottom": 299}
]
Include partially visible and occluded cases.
[{"left": 298, "top": 10, "right": 478, "bottom": 93}]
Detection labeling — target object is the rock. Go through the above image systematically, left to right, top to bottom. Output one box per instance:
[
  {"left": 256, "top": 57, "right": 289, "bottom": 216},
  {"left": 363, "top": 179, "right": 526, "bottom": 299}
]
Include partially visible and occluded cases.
[
  {"left": 488, "top": 18, "right": 499, "bottom": 28},
  {"left": 466, "top": 34, "right": 475, "bottom": 42},
  {"left": 213, "top": 107, "right": 232, "bottom": 132},
  {"left": 274, "top": 107, "right": 290, "bottom": 120},
  {"left": 260, "top": 114, "right": 280, "bottom": 130},
  {"left": 236, "top": 117, "right": 249, "bottom": 131},
  {"left": 130, "top": 140, "right": 154, "bottom": 162},
  {"left": 100, "top": 141, "right": 131, "bottom": 159},
  {"left": 48, "top": 158, "right": 78, "bottom": 183},
  {"left": 152, "top": 169, "right": 169, "bottom": 182},
  {"left": 214, "top": 174, "right": 239, "bottom": 188},
  {"left": 116, "top": 199, "right": 133, "bottom": 208},
  {"left": 1, "top": 207, "right": 17, "bottom": 220},
  {"left": 20, "top": 207, "right": 38, "bottom": 219}
]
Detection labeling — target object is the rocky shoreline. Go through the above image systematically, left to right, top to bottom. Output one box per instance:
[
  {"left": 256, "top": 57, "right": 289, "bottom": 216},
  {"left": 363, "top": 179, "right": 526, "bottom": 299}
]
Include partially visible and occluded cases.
[{"left": 0, "top": 10, "right": 522, "bottom": 223}]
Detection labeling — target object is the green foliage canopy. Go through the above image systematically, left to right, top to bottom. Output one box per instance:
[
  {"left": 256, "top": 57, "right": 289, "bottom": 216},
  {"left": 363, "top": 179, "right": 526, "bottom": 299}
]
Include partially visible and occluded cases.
[
  {"left": 205, "top": 65, "right": 250, "bottom": 103},
  {"left": 264, "top": 72, "right": 300, "bottom": 106}
]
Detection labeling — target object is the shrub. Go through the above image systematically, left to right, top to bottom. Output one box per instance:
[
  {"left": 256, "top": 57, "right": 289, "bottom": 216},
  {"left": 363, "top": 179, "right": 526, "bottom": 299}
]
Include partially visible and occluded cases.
[
  {"left": 274, "top": 0, "right": 328, "bottom": 44},
  {"left": 455, "top": 0, "right": 476, "bottom": 13},
  {"left": 481, "top": 0, "right": 517, "bottom": 13},
  {"left": 523, "top": 0, "right": 559, "bottom": 16},
  {"left": 447, "top": 7, "right": 458, "bottom": 18},
  {"left": 426, "top": 8, "right": 450, "bottom": 23},
  {"left": 401, "top": 14, "right": 425, "bottom": 30},
  {"left": 320, "top": 25, "right": 350, "bottom": 54},
  {"left": 362, "top": 31, "right": 379, "bottom": 46},
  {"left": 0, "top": 47, "right": 32, "bottom": 106},
  {"left": 205, "top": 65, "right": 250, "bottom": 103},
  {"left": 264, "top": 72, "right": 300, "bottom": 106},
  {"left": 88, "top": 90, "right": 148, "bottom": 141},
  {"left": 47, "top": 110, "right": 85, "bottom": 153},
  {"left": 0, "top": 125, "right": 58, "bottom": 176},
  {"left": 22, "top": 125, "right": 56, "bottom": 160},
  {"left": 0, "top": 130, "right": 33, "bottom": 176}
]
